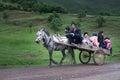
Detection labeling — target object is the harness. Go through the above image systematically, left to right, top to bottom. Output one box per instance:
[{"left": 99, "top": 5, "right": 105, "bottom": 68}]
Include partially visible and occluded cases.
[
  {"left": 43, "top": 35, "right": 52, "bottom": 48},
  {"left": 43, "top": 35, "right": 67, "bottom": 50}
]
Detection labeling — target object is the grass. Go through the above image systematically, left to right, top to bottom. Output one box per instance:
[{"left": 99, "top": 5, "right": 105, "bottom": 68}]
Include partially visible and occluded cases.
[{"left": 0, "top": 10, "right": 120, "bottom": 68}]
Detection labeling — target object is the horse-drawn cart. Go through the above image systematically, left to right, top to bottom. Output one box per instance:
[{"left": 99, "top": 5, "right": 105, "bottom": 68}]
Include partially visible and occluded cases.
[
  {"left": 36, "top": 29, "right": 111, "bottom": 66},
  {"left": 56, "top": 42, "right": 111, "bottom": 65}
]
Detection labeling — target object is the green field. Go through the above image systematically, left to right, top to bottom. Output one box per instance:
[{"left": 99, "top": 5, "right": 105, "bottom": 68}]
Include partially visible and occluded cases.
[{"left": 0, "top": 10, "right": 120, "bottom": 68}]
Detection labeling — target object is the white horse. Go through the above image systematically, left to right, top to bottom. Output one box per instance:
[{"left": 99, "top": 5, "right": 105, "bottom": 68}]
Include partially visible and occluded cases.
[{"left": 35, "top": 28, "right": 76, "bottom": 67}]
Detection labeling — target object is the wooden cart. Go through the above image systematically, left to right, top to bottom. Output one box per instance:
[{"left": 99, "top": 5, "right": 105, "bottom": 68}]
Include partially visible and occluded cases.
[
  {"left": 56, "top": 42, "right": 111, "bottom": 65},
  {"left": 76, "top": 44, "right": 110, "bottom": 65}
]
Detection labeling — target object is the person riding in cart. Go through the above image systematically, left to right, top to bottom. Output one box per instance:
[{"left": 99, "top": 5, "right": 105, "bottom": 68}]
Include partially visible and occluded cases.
[
  {"left": 66, "top": 22, "right": 82, "bottom": 45},
  {"left": 65, "top": 26, "right": 70, "bottom": 34},
  {"left": 98, "top": 31, "right": 104, "bottom": 47},
  {"left": 82, "top": 32, "right": 92, "bottom": 45},
  {"left": 90, "top": 32, "right": 99, "bottom": 47},
  {"left": 104, "top": 37, "right": 112, "bottom": 54}
]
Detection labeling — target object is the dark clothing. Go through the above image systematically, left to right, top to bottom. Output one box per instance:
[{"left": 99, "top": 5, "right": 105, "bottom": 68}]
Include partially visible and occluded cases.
[
  {"left": 66, "top": 28, "right": 82, "bottom": 44},
  {"left": 71, "top": 28, "right": 81, "bottom": 38},
  {"left": 98, "top": 34, "right": 104, "bottom": 47},
  {"left": 101, "top": 42, "right": 107, "bottom": 49},
  {"left": 110, "top": 48, "right": 112, "bottom": 54}
]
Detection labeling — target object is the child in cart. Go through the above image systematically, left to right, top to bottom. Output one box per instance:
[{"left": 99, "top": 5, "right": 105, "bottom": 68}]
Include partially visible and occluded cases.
[
  {"left": 82, "top": 32, "right": 92, "bottom": 45},
  {"left": 90, "top": 32, "right": 99, "bottom": 47},
  {"left": 104, "top": 37, "right": 112, "bottom": 54}
]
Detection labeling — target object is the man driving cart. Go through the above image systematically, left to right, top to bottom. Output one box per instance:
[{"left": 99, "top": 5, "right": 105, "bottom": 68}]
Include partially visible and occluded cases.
[{"left": 66, "top": 22, "right": 82, "bottom": 45}]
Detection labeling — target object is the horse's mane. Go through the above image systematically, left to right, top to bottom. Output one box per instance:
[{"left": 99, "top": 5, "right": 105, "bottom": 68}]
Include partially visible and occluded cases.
[{"left": 43, "top": 29, "right": 50, "bottom": 36}]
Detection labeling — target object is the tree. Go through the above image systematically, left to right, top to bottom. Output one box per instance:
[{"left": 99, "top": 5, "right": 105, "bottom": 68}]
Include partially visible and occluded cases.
[
  {"left": 18, "top": 0, "right": 37, "bottom": 11},
  {"left": 0, "top": 2, "right": 4, "bottom": 11},
  {"left": 32, "top": 3, "right": 43, "bottom": 12},
  {"left": 53, "top": 5, "right": 67, "bottom": 13},
  {"left": 2, "top": 11, "right": 9, "bottom": 23},
  {"left": 99, "top": 12, "right": 111, "bottom": 16},
  {"left": 96, "top": 16, "right": 106, "bottom": 27},
  {"left": 28, "top": 21, "right": 33, "bottom": 33}
]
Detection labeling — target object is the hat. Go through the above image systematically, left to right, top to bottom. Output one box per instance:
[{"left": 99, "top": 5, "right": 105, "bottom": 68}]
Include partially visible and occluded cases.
[{"left": 92, "top": 32, "right": 97, "bottom": 36}]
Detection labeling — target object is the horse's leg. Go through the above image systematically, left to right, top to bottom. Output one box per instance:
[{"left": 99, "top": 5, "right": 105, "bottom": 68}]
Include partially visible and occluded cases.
[
  {"left": 68, "top": 47, "right": 76, "bottom": 64},
  {"left": 48, "top": 49, "right": 58, "bottom": 66},
  {"left": 59, "top": 49, "right": 66, "bottom": 64},
  {"left": 48, "top": 50, "right": 52, "bottom": 67},
  {"left": 49, "top": 52, "right": 58, "bottom": 67},
  {"left": 52, "top": 58, "right": 58, "bottom": 64}
]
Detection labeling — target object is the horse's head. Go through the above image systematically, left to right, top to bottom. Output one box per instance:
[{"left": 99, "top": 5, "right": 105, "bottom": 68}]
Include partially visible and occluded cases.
[{"left": 35, "top": 29, "right": 45, "bottom": 44}]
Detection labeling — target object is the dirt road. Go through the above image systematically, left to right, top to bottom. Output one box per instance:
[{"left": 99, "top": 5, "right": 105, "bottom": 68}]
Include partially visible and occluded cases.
[{"left": 0, "top": 62, "right": 120, "bottom": 80}]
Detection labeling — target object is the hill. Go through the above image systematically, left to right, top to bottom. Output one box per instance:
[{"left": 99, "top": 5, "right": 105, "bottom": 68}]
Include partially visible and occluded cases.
[
  {"left": 1, "top": 0, "right": 120, "bottom": 15},
  {"left": 39, "top": 0, "right": 120, "bottom": 15}
]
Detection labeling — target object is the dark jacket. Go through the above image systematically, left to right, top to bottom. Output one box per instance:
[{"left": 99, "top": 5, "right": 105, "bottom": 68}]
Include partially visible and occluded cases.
[
  {"left": 66, "top": 28, "right": 82, "bottom": 44},
  {"left": 71, "top": 28, "right": 81, "bottom": 37},
  {"left": 71, "top": 28, "right": 82, "bottom": 44},
  {"left": 98, "top": 34, "right": 104, "bottom": 47}
]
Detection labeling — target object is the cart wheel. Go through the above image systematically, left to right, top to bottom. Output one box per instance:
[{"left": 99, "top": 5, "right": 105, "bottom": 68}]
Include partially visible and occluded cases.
[
  {"left": 93, "top": 49, "right": 106, "bottom": 65},
  {"left": 79, "top": 51, "right": 91, "bottom": 64}
]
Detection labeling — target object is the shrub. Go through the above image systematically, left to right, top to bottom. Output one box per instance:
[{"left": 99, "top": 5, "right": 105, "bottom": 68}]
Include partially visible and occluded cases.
[
  {"left": 53, "top": 5, "right": 67, "bottom": 13},
  {"left": 78, "top": 10, "right": 86, "bottom": 21},
  {"left": 48, "top": 11, "right": 60, "bottom": 22},
  {"left": 78, "top": 11, "right": 86, "bottom": 18},
  {"left": 48, "top": 12, "right": 62, "bottom": 31},
  {"left": 99, "top": 12, "right": 111, "bottom": 16},
  {"left": 96, "top": 16, "right": 106, "bottom": 27},
  {"left": 50, "top": 18, "right": 62, "bottom": 31},
  {"left": 28, "top": 21, "right": 33, "bottom": 33},
  {"left": 76, "top": 22, "right": 81, "bottom": 28}
]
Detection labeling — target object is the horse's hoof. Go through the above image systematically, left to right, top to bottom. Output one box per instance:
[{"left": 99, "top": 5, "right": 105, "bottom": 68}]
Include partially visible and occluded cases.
[
  {"left": 54, "top": 62, "right": 58, "bottom": 64},
  {"left": 59, "top": 62, "right": 62, "bottom": 64},
  {"left": 73, "top": 62, "right": 76, "bottom": 64},
  {"left": 58, "top": 63, "right": 62, "bottom": 66},
  {"left": 48, "top": 65, "right": 52, "bottom": 68},
  {"left": 48, "top": 66, "right": 52, "bottom": 68}
]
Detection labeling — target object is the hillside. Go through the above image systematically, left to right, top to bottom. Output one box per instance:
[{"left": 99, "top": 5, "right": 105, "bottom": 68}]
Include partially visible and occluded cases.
[
  {"left": 1, "top": 0, "right": 120, "bottom": 15},
  {"left": 39, "top": 0, "right": 120, "bottom": 15}
]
